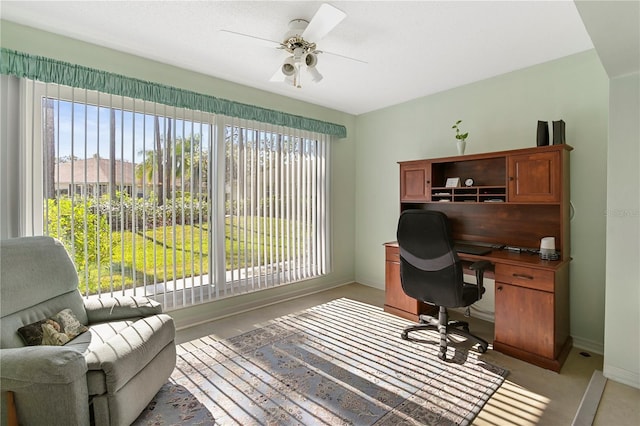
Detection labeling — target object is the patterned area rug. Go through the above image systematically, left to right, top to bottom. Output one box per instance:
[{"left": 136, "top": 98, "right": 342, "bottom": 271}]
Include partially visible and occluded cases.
[
  {"left": 171, "top": 298, "right": 508, "bottom": 425},
  {"left": 132, "top": 382, "right": 216, "bottom": 425}
]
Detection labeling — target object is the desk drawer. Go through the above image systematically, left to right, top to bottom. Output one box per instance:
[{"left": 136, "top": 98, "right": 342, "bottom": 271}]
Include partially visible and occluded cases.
[
  {"left": 385, "top": 245, "right": 400, "bottom": 262},
  {"left": 495, "top": 264, "right": 554, "bottom": 292}
]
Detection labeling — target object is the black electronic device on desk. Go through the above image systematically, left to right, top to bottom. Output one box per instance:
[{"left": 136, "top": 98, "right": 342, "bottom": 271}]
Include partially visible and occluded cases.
[{"left": 454, "top": 244, "right": 492, "bottom": 256}]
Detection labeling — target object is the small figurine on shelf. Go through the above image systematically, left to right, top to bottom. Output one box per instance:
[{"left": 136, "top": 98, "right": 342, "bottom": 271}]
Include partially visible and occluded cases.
[{"left": 452, "top": 120, "right": 469, "bottom": 155}]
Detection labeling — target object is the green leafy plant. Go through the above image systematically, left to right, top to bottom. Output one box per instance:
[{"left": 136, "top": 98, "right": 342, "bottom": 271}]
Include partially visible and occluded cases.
[{"left": 452, "top": 120, "right": 469, "bottom": 142}]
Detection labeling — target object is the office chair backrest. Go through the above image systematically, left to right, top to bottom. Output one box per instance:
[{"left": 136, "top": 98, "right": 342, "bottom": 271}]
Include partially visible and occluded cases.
[{"left": 396, "top": 209, "right": 465, "bottom": 308}]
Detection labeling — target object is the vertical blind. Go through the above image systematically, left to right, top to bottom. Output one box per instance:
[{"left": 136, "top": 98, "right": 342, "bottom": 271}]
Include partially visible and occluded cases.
[{"left": 22, "top": 79, "right": 330, "bottom": 309}]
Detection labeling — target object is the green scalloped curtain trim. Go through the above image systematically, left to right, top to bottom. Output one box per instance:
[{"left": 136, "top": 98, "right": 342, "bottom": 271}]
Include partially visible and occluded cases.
[{"left": 0, "top": 48, "right": 347, "bottom": 138}]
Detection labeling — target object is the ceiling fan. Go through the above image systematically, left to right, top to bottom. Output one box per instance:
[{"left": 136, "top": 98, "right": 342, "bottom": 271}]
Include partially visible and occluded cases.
[{"left": 221, "top": 3, "right": 365, "bottom": 88}]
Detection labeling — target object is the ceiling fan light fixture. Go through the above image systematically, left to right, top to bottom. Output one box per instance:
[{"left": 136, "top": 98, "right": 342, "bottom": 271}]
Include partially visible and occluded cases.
[{"left": 224, "top": 3, "right": 359, "bottom": 88}]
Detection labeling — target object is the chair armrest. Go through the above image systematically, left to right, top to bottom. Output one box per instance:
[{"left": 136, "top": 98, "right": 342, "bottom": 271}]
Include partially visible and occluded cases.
[
  {"left": 469, "top": 260, "right": 492, "bottom": 299},
  {"left": 84, "top": 296, "right": 162, "bottom": 323},
  {"left": 84, "top": 314, "right": 175, "bottom": 393},
  {"left": 0, "top": 346, "right": 87, "bottom": 387},
  {"left": 1, "top": 347, "right": 90, "bottom": 425}
]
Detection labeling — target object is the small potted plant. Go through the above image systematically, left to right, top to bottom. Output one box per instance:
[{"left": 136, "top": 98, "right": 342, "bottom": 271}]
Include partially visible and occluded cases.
[{"left": 452, "top": 120, "right": 468, "bottom": 155}]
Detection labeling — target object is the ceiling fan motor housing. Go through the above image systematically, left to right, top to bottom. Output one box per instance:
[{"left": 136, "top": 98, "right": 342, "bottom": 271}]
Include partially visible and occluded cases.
[
  {"left": 283, "top": 19, "right": 316, "bottom": 55},
  {"left": 286, "top": 19, "right": 308, "bottom": 38}
]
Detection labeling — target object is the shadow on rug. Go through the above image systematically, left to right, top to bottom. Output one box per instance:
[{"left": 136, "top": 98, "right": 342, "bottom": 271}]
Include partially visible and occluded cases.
[
  {"left": 172, "top": 298, "right": 508, "bottom": 425},
  {"left": 132, "top": 382, "right": 215, "bottom": 425}
]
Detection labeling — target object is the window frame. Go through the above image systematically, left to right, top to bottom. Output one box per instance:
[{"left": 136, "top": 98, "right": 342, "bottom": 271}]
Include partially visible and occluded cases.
[{"left": 19, "top": 79, "right": 331, "bottom": 308}]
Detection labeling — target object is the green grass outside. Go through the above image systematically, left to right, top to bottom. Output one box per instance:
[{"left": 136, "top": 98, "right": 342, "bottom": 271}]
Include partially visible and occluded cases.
[{"left": 77, "top": 217, "right": 299, "bottom": 295}]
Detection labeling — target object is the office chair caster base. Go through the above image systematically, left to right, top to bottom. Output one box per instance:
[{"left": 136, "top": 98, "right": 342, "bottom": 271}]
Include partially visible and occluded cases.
[
  {"left": 449, "top": 320, "right": 470, "bottom": 333},
  {"left": 477, "top": 345, "right": 487, "bottom": 354}
]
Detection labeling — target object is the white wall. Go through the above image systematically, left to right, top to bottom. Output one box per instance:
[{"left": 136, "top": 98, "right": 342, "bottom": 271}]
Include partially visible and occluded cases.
[
  {"left": 574, "top": 0, "right": 640, "bottom": 390},
  {"left": 354, "top": 50, "right": 610, "bottom": 352},
  {"left": 604, "top": 72, "right": 640, "bottom": 388},
  {"left": 0, "top": 76, "right": 20, "bottom": 239}
]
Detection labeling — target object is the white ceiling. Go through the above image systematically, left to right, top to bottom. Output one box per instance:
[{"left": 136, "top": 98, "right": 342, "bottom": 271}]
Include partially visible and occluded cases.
[{"left": 1, "top": 1, "right": 595, "bottom": 115}]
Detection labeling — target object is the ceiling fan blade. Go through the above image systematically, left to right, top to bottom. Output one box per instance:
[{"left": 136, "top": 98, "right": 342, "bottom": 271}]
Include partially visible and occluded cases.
[
  {"left": 302, "top": 3, "right": 346, "bottom": 41},
  {"left": 219, "top": 29, "right": 282, "bottom": 48},
  {"left": 318, "top": 49, "right": 368, "bottom": 64},
  {"left": 270, "top": 66, "right": 285, "bottom": 82}
]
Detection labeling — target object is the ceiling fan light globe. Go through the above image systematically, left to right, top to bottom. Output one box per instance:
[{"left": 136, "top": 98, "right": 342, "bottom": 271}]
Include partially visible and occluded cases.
[
  {"left": 305, "top": 52, "right": 318, "bottom": 68},
  {"left": 282, "top": 57, "right": 296, "bottom": 76},
  {"left": 282, "top": 63, "right": 296, "bottom": 76}
]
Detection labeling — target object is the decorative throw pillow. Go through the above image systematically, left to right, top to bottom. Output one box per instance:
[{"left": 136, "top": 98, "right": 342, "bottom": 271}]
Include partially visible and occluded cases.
[{"left": 17, "top": 308, "right": 89, "bottom": 346}]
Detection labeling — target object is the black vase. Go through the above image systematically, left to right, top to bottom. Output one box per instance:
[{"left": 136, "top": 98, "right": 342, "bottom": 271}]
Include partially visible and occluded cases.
[
  {"left": 553, "top": 120, "right": 566, "bottom": 145},
  {"left": 537, "top": 121, "right": 549, "bottom": 146}
]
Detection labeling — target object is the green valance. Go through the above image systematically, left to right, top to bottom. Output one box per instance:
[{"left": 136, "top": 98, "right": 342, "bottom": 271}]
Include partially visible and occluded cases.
[{"left": 0, "top": 48, "right": 347, "bottom": 138}]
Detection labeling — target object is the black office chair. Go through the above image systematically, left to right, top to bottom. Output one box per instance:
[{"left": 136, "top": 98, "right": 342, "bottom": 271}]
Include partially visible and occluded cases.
[{"left": 397, "top": 209, "right": 490, "bottom": 360}]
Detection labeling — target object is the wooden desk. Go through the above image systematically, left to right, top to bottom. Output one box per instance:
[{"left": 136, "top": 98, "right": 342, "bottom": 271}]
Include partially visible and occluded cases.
[
  {"left": 388, "top": 145, "right": 573, "bottom": 372},
  {"left": 384, "top": 242, "right": 572, "bottom": 372}
]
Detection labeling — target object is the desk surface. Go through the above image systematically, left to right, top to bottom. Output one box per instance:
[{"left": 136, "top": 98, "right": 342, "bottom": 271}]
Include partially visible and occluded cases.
[{"left": 384, "top": 241, "right": 569, "bottom": 271}]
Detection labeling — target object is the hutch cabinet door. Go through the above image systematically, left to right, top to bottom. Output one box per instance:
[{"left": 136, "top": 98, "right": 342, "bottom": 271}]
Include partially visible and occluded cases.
[
  {"left": 508, "top": 151, "right": 561, "bottom": 202},
  {"left": 400, "top": 161, "right": 431, "bottom": 202}
]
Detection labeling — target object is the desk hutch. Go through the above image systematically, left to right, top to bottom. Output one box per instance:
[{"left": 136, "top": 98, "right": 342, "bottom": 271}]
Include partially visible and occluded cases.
[{"left": 384, "top": 144, "right": 573, "bottom": 372}]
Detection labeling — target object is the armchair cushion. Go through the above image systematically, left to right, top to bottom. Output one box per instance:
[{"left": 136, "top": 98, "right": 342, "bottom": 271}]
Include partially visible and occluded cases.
[{"left": 0, "top": 237, "right": 82, "bottom": 317}]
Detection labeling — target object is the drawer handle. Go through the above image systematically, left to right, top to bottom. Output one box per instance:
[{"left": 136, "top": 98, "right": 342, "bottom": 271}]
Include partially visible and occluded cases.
[
  {"left": 513, "top": 273, "right": 534, "bottom": 280},
  {"left": 497, "top": 286, "right": 503, "bottom": 291}
]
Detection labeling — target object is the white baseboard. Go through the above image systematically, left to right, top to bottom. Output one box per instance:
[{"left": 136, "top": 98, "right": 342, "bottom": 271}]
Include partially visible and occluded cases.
[
  {"left": 172, "top": 280, "right": 354, "bottom": 331},
  {"left": 572, "top": 336, "right": 605, "bottom": 355},
  {"left": 603, "top": 364, "right": 640, "bottom": 389}
]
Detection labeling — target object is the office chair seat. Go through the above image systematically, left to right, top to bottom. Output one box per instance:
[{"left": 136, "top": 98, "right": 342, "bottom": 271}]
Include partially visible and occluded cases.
[{"left": 396, "top": 209, "right": 490, "bottom": 360}]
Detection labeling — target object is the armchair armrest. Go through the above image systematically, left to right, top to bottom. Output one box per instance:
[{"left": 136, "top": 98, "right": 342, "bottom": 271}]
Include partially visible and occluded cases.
[
  {"left": 84, "top": 296, "right": 162, "bottom": 323},
  {"left": 84, "top": 314, "right": 175, "bottom": 394},
  {"left": 0, "top": 346, "right": 87, "bottom": 387},
  {"left": 1, "top": 347, "right": 90, "bottom": 425}
]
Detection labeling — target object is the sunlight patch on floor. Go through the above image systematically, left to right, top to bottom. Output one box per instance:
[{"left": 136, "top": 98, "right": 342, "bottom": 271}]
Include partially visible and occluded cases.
[{"left": 473, "top": 380, "right": 550, "bottom": 425}]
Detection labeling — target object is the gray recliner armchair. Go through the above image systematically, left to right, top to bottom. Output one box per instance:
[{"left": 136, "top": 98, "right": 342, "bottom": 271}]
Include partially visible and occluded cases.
[{"left": 0, "top": 236, "right": 176, "bottom": 425}]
